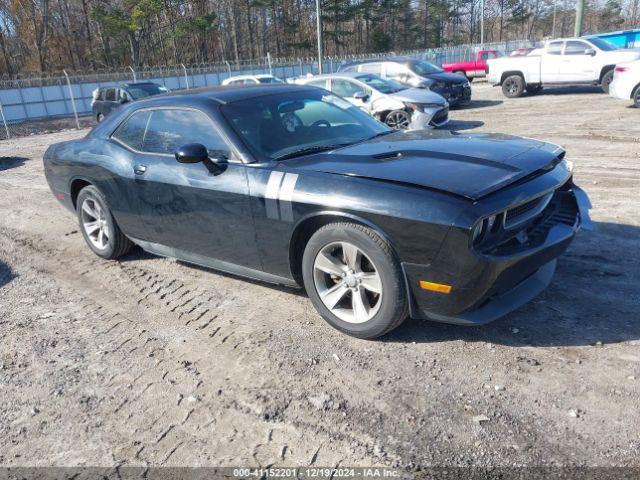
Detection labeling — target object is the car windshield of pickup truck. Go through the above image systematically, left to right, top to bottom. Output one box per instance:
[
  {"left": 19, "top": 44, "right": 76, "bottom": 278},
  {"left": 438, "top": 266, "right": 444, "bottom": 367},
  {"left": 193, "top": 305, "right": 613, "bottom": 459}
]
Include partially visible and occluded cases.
[
  {"left": 588, "top": 37, "right": 618, "bottom": 51},
  {"left": 409, "top": 60, "right": 444, "bottom": 75}
]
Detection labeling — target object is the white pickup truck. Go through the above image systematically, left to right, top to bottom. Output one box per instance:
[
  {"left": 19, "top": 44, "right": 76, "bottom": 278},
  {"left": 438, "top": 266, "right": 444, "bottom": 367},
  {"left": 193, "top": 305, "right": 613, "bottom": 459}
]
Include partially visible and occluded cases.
[{"left": 487, "top": 37, "right": 640, "bottom": 98}]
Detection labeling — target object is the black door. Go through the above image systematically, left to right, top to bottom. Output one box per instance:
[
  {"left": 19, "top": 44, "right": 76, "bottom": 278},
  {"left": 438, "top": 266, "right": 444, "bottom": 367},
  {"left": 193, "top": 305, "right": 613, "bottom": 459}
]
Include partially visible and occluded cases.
[{"left": 128, "top": 107, "right": 260, "bottom": 270}]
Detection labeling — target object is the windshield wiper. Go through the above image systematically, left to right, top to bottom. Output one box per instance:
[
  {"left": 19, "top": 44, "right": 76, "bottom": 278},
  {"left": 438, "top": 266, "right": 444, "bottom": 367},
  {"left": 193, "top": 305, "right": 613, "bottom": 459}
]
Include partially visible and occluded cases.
[{"left": 275, "top": 143, "right": 350, "bottom": 161}]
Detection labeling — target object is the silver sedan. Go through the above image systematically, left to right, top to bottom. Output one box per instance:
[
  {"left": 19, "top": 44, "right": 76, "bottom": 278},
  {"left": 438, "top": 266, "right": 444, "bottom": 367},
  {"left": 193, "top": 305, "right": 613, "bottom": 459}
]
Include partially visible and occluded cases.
[{"left": 295, "top": 72, "right": 449, "bottom": 129}]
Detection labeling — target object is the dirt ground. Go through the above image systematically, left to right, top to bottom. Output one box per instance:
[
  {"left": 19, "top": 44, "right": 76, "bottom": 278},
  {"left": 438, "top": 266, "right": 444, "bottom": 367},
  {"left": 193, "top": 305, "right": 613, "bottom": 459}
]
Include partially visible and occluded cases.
[{"left": 1, "top": 83, "right": 639, "bottom": 473}]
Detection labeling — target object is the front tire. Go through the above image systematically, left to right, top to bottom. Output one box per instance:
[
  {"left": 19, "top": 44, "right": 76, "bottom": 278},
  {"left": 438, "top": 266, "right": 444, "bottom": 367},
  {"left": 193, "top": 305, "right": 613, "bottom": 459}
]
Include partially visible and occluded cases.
[
  {"left": 600, "top": 70, "right": 614, "bottom": 94},
  {"left": 502, "top": 74, "right": 525, "bottom": 98},
  {"left": 633, "top": 86, "right": 640, "bottom": 108},
  {"left": 384, "top": 109, "right": 411, "bottom": 130},
  {"left": 96, "top": 113, "right": 104, "bottom": 123},
  {"left": 76, "top": 185, "right": 132, "bottom": 259},
  {"left": 302, "top": 222, "right": 408, "bottom": 339}
]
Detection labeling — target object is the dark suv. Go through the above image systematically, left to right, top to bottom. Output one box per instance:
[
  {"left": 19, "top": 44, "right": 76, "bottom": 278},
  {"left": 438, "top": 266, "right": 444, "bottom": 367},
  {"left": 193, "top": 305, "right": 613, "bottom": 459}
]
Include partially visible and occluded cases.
[
  {"left": 339, "top": 58, "right": 471, "bottom": 107},
  {"left": 91, "top": 82, "right": 168, "bottom": 122}
]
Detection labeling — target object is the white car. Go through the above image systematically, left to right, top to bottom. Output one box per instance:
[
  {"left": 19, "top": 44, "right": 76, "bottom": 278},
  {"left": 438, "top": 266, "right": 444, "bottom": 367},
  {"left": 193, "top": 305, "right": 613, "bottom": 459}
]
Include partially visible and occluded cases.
[
  {"left": 486, "top": 37, "right": 640, "bottom": 98},
  {"left": 609, "top": 60, "right": 640, "bottom": 107},
  {"left": 296, "top": 72, "right": 449, "bottom": 129},
  {"left": 221, "top": 74, "right": 283, "bottom": 86}
]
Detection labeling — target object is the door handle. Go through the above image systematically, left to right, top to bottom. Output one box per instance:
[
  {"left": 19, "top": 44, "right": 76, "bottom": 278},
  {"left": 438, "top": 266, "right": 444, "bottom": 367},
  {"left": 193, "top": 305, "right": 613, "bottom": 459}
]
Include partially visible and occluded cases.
[{"left": 134, "top": 165, "right": 147, "bottom": 175}]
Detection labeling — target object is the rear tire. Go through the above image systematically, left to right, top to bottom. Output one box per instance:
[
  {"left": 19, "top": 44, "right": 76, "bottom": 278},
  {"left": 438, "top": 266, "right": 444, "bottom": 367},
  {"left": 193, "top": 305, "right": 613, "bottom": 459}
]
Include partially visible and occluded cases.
[
  {"left": 600, "top": 70, "right": 614, "bottom": 94},
  {"left": 502, "top": 74, "right": 525, "bottom": 98},
  {"left": 96, "top": 113, "right": 104, "bottom": 123},
  {"left": 76, "top": 185, "right": 132, "bottom": 260},
  {"left": 302, "top": 222, "right": 408, "bottom": 339}
]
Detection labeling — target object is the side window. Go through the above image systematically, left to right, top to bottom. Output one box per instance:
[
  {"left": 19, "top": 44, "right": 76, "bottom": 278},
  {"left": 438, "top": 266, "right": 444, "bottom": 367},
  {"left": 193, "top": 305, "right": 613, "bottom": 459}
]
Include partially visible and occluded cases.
[
  {"left": 564, "top": 40, "right": 590, "bottom": 55},
  {"left": 547, "top": 41, "right": 564, "bottom": 55},
  {"left": 480, "top": 52, "right": 490, "bottom": 61},
  {"left": 358, "top": 63, "right": 382, "bottom": 74},
  {"left": 385, "top": 63, "right": 408, "bottom": 80},
  {"left": 306, "top": 79, "right": 329, "bottom": 89},
  {"left": 331, "top": 79, "right": 366, "bottom": 98},
  {"left": 105, "top": 88, "right": 117, "bottom": 101},
  {"left": 118, "top": 89, "right": 128, "bottom": 101},
  {"left": 142, "top": 109, "right": 228, "bottom": 155},
  {"left": 112, "top": 110, "right": 152, "bottom": 151}
]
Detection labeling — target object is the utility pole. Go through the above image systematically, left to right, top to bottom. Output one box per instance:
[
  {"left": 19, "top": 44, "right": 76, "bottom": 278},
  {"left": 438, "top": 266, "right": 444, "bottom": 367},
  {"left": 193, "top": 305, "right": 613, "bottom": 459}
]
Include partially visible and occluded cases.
[
  {"left": 316, "top": 0, "right": 323, "bottom": 74},
  {"left": 480, "top": 0, "right": 485, "bottom": 45},
  {"left": 552, "top": 0, "right": 557, "bottom": 37},
  {"left": 574, "top": 0, "right": 585, "bottom": 36}
]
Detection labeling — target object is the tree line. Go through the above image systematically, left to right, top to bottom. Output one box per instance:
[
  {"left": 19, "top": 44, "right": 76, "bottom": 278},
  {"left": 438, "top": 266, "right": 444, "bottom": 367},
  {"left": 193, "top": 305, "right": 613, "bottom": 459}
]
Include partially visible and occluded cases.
[{"left": 0, "top": 0, "right": 636, "bottom": 76}]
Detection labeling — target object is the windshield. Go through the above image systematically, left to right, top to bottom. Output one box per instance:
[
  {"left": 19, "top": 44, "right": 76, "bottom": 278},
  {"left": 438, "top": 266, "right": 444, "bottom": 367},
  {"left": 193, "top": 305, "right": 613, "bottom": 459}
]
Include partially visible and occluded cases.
[
  {"left": 588, "top": 37, "right": 618, "bottom": 51},
  {"left": 409, "top": 60, "right": 443, "bottom": 75},
  {"left": 356, "top": 74, "right": 406, "bottom": 93},
  {"left": 258, "top": 76, "right": 283, "bottom": 84},
  {"left": 126, "top": 84, "right": 168, "bottom": 100},
  {"left": 220, "top": 90, "right": 390, "bottom": 161}
]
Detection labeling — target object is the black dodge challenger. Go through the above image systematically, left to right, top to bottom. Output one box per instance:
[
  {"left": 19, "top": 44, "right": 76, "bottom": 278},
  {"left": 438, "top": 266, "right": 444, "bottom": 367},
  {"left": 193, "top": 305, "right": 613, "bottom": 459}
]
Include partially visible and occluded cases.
[{"left": 43, "top": 84, "right": 591, "bottom": 339}]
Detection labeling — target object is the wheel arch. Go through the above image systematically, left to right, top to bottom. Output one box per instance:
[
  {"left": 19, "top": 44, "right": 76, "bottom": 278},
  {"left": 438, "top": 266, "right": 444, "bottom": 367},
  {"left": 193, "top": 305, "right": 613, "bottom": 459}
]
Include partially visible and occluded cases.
[
  {"left": 599, "top": 65, "right": 615, "bottom": 82},
  {"left": 500, "top": 70, "right": 524, "bottom": 84},
  {"left": 69, "top": 177, "right": 94, "bottom": 210},
  {"left": 288, "top": 211, "right": 399, "bottom": 285}
]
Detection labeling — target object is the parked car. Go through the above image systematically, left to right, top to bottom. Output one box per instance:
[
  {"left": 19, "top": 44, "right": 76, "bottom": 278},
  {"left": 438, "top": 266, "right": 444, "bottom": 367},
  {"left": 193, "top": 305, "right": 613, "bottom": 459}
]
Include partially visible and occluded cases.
[
  {"left": 486, "top": 37, "right": 640, "bottom": 98},
  {"left": 441, "top": 49, "right": 503, "bottom": 81},
  {"left": 338, "top": 58, "right": 472, "bottom": 107},
  {"left": 609, "top": 60, "right": 640, "bottom": 107},
  {"left": 295, "top": 72, "right": 449, "bottom": 129},
  {"left": 221, "top": 74, "right": 283, "bottom": 85},
  {"left": 91, "top": 82, "right": 168, "bottom": 122},
  {"left": 43, "top": 84, "right": 591, "bottom": 338}
]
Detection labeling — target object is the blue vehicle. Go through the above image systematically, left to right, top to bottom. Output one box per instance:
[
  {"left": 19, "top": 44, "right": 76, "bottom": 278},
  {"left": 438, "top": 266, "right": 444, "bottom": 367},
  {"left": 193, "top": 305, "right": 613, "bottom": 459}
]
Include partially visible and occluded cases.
[{"left": 585, "top": 29, "right": 640, "bottom": 49}]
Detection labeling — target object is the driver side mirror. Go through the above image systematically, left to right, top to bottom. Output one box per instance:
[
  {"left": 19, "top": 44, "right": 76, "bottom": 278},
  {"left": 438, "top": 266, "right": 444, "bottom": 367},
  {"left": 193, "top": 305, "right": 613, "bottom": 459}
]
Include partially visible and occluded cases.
[
  {"left": 584, "top": 48, "right": 596, "bottom": 56},
  {"left": 353, "top": 91, "right": 370, "bottom": 102},
  {"left": 175, "top": 143, "right": 228, "bottom": 174},
  {"left": 176, "top": 143, "right": 208, "bottom": 163}
]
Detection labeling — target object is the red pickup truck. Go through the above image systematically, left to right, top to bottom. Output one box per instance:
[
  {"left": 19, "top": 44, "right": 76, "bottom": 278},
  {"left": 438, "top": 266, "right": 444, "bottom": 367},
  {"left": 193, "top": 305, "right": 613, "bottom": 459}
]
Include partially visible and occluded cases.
[{"left": 442, "top": 49, "right": 503, "bottom": 81}]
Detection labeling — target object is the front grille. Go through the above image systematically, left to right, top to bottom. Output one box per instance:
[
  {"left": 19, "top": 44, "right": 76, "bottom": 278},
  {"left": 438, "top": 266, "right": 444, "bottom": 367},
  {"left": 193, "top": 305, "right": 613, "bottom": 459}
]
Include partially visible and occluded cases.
[
  {"left": 430, "top": 107, "right": 449, "bottom": 125},
  {"left": 484, "top": 189, "right": 579, "bottom": 256},
  {"left": 504, "top": 192, "right": 553, "bottom": 229}
]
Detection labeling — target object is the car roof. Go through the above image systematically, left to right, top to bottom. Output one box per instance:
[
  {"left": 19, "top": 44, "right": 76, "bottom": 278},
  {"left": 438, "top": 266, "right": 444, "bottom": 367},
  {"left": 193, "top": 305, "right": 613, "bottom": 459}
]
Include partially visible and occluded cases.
[
  {"left": 302, "top": 72, "right": 373, "bottom": 80},
  {"left": 99, "top": 82, "right": 162, "bottom": 89},
  {"left": 128, "top": 84, "right": 317, "bottom": 106}
]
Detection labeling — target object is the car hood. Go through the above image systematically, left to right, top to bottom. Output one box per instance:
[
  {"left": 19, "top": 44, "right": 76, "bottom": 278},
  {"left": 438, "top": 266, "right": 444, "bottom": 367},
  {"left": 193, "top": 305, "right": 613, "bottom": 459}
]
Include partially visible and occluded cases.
[
  {"left": 421, "top": 71, "right": 468, "bottom": 85},
  {"left": 389, "top": 88, "right": 447, "bottom": 104},
  {"left": 283, "top": 130, "right": 564, "bottom": 201}
]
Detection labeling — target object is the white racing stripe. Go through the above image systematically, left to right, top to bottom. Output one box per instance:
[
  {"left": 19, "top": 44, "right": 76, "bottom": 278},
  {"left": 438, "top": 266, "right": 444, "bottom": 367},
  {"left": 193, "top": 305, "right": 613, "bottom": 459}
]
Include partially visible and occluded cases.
[
  {"left": 264, "top": 171, "right": 299, "bottom": 222},
  {"left": 265, "top": 171, "right": 285, "bottom": 220},
  {"left": 278, "top": 173, "right": 299, "bottom": 222}
]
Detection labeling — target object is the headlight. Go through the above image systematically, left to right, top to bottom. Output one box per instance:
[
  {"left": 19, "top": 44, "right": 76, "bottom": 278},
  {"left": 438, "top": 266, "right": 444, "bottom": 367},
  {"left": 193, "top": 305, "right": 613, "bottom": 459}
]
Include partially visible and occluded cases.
[
  {"left": 404, "top": 102, "right": 443, "bottom": 112},
  {"left": 472, "top": 214, "right": 498, "bottom": 244}
]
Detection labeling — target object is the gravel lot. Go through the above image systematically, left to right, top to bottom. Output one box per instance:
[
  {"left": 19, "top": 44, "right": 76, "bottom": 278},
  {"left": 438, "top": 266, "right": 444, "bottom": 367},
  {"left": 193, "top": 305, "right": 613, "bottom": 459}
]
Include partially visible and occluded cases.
[{"left": 1, "top": 83, "right": 639, "bottom": 473}]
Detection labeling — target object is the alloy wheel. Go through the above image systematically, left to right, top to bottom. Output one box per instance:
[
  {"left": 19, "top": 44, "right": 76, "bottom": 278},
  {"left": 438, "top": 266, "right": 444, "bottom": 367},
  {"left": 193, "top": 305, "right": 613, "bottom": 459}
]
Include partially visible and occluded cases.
[
  {"left": 505, "top": 79, "right": 518, "bottom": 95},
  {"left": 385, "top": 111, "right": 410, "bottom": 129},
  {"left": 80, "top": 198, "right": 110, "bottom": 250},
  {"left": 312, "top": 241, "right": 382, "bottom": 324}
]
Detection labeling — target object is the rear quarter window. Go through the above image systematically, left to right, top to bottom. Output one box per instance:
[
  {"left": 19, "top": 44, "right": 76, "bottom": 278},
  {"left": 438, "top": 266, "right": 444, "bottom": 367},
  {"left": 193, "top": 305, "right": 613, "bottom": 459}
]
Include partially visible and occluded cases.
[{"left": 112, "top": 110, "right": 152, "bottom": 151}]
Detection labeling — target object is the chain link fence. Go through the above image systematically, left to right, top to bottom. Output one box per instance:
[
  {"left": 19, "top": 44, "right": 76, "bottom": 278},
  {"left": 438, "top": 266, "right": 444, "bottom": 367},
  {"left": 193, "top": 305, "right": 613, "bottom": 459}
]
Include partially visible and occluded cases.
[{"left": 0, "top": 39, "right": 537, "bottom": 140}]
